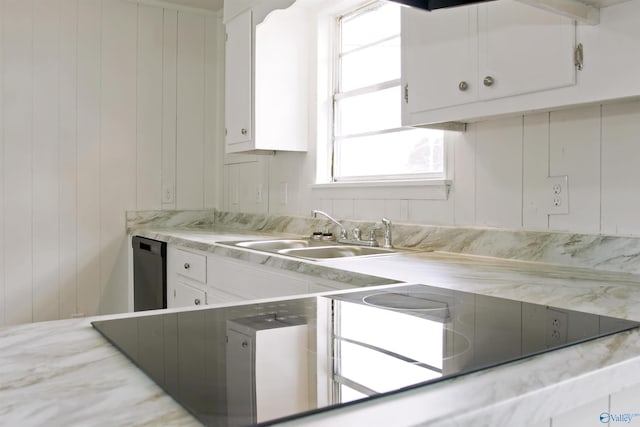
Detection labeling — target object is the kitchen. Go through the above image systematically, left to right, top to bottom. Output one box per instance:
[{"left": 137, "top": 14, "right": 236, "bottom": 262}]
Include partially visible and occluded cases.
[{"left": 2, "top": 0, "right": 640, "bottom": 425}]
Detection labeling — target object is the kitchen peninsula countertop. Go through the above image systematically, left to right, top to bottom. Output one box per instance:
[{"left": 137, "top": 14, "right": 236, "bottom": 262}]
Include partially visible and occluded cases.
[{"left": 3, "top": 226, "right": 640, "bottom": 426}]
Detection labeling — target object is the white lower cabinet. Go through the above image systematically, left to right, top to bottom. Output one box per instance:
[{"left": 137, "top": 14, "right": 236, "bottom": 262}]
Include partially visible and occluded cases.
[
  {"left": 166, "top": 244, "right": 355, "bottom": 308},
  {"left": 167, "top": 246, "right": 208, "bottom": 308},
  {"left": 207, "top": 253, "right": 350, "bottom": 304},
  {"left": 171, "top": 280, "right": 206, "bottom": 308},
  {"left": 226, "top": 314, "right": 309, "bottom": 426}
]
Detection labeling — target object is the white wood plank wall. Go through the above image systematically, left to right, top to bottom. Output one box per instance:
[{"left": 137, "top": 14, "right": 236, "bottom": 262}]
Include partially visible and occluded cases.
[
  {"left": 0, "top": 0, "right": 221, "bottom": 326},
  {"left": 223, "top": 98, "right": 640, "bottom": 238}
]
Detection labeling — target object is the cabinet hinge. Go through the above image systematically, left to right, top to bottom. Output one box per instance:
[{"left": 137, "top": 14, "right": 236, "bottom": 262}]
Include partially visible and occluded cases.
[
  {"left": 574, "top": 43, "right": 584, "bottom": 71},
  {"left": 404, "top": 84, "right": 409, "bottom": 104}
]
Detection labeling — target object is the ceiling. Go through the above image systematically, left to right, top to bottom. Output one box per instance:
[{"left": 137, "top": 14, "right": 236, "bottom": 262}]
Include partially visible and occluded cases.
[{"left": 164, "top": 0, "right": 224, "bottom": 11}]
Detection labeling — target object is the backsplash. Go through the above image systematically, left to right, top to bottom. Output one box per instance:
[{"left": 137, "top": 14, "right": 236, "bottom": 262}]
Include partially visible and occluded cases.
[{"left": 128, "top": 209, "right": 640, "bottom": 275}]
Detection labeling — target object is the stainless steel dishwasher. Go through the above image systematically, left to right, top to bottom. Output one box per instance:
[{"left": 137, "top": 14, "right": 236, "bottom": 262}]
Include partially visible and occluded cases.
[{"left": 132, "top": 236, "right": 167, "bottom": 311}]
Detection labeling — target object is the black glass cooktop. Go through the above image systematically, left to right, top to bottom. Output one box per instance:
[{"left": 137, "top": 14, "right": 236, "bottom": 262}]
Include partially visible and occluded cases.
[{"left": 92, "top": 284, "right": 639, "bottom": 426}]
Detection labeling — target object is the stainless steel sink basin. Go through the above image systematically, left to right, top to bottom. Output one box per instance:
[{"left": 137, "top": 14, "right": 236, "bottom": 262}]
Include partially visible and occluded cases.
[
  {"left": 224, "top": 238, "right": 401, "bottom": 260},
  {"left": 234, "top": 239, "right": 311, "bottom": 251},
  {"left": 278, "top": 245, "right": 397, "bottom": 260}
]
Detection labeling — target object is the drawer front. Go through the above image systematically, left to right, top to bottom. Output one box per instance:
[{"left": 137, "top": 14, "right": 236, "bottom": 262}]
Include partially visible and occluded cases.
[
  {"left": 171, "top": 248, "right": 207, "bottom": 284},
  {"left": 172, "top": 280, "right": 207, "bottom": 308}
]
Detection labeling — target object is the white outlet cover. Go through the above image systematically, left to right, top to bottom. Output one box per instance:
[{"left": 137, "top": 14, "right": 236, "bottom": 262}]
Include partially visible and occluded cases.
[{"left": 546, "top": 175, "right": 569, "bottom": 215}]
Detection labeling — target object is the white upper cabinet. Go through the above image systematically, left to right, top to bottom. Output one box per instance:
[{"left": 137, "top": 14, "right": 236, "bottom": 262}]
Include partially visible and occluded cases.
[
  {"left": 223, "top": 0, "right": 254, "bottom": 22},
  {"left": 224, "top": 0, "right": 308, "bottom": 154},
  {"left": 402, "top": 0, "right": 577, "bottom": 127},
  {"left": 477, "top": 1, "right": 576, "bottom": 100},
  {"left": 402, "top": 5, "right": 478, "bottom": 112},
  {"left": 225, "top": 9, "right": 253, "bottom": 148}
]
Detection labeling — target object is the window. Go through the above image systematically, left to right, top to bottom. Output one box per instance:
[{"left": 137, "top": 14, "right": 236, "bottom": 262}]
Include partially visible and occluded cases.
[{"left": 332, "top": 2, "right": 444, "bottom": 182}]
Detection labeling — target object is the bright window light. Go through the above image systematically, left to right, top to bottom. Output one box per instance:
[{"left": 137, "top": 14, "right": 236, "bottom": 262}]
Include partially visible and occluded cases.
[{"left": 332, "top": 2, "right": 444, "bottom": 182}]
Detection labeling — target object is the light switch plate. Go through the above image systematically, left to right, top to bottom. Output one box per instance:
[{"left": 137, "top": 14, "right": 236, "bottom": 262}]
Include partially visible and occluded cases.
[
  {"left": 546, "top": 175, "right": 569, "bottom": 215},
  {"left": 279, "top": 182, "right": 288, "bottom": 205},
  {"left": 162, "top": 184, "right": 174, "bottom": 204}
]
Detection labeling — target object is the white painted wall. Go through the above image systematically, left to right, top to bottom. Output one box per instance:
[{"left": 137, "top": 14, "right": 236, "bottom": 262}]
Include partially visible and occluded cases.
[
  {"left": 0, "top": 0, "right": 222, "bottom": 326},
  {"left": 217, "top": 0, "right": 640, "bottom": 237},
  {"left": 222, "top": 84, "right": 640, "bottom": 237}
]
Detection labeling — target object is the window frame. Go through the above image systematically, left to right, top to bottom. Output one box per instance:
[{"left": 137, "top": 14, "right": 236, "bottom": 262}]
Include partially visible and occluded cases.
[{"left": 329, "top": 1, "right": 446, "bottom": 184}]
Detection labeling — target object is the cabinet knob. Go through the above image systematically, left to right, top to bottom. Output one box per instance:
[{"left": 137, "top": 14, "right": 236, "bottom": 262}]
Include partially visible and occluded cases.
[
  {"left": 483, "top": 76, "right": 495, "bottom": 87},
  {"left": 458, "top": 81, "right": 469, "bottom": 91},
  {"left": 241, "top": 128, "right": 247, "bottom": 135},
  {"left": 183, "top": 262, "right": 190, "bottom": 270},
  {"left": 194, "top": 298, "right": 201, "bottom": 305},
  {"left": 241, "top": 341, "right": 248, "bottom": 348}
]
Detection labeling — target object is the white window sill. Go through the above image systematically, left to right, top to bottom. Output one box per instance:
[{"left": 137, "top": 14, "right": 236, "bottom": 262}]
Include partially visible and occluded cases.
[{"left": 311, "top": 179, "right": 451, "bottom": 200}]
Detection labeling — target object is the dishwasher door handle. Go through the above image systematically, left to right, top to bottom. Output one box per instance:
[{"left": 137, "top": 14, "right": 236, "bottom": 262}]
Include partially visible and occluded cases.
[{"left": 134, "top": 237, "right": 165, "bottom": 256}]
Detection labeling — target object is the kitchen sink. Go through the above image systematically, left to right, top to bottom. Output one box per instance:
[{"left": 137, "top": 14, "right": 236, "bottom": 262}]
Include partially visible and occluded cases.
[
  {"left": 222, "top": 238, "right": 401, "bottom": 260},
  {"left": 234, "top": 239, "right": 311, "bottom": 251},
  {"left": 279, "top": 245, "right": 397, "bottom": 260}
]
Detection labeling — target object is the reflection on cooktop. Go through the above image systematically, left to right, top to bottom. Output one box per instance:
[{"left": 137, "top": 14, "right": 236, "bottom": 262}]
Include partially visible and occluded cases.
[{"left": 92, "top": 284, "right": 639, "bottom": 426}]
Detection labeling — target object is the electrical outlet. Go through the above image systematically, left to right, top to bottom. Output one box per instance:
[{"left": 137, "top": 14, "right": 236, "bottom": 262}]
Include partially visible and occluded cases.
[
  {"left": 546, "top": 175, "right": 569, "bottom": 215},
  {"left": 545, "top": 308, "right": 568, "bottom": 347}
]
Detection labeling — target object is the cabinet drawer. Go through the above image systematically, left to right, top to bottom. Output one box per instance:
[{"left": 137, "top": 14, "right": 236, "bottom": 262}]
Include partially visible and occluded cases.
[
  {"left": 171, "top": 248, "right": 207, "bottom": 284},
  {"left": 171, "top": 280, "right": 207, "bottom": 308}
]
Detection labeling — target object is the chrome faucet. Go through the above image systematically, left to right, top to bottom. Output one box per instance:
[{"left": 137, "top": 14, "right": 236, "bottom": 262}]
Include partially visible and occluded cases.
[
  {"left": 311, "top": 210, "right": 347, "bottom": 239},
  {"left": 381, "top": 217, "right": 393, "bottom": 248}
]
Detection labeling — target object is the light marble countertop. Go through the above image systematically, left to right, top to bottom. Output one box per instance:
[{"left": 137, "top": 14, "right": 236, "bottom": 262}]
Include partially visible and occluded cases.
[{"left": 3, "top": 225, "right": 640, "bottom": 426}]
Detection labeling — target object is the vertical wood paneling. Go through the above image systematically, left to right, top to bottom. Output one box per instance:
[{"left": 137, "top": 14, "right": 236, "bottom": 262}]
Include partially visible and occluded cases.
[
  {"left": 0, "top": 0, "right": 5, "bottom": 324},
  {"left": 3, "top": 0, "right": 33, "bottom": 325},
  {"left": 32, "top": 0, "right": 60, "bottom": 322},
  {"left": 58, "top": 0, "right": 78, "bottom": 319},
  {"left": 76, "top": 0, "right": 102, "bottom": 317},
  {"left": 100, "top": 0, "right": 137, "bottom": 314},
  {"left": 0, "top": 1, "right": 222, "bottom": 325},
  {"left": 137, "top": 5, "right": 163, "bottom": 210},
  {"left": 162, "top": 9, "right": 177, "bottom": 210},
  {"left": 176, "top": 11, "right": 205, "bottom": 209},
  {"left": 213, "top": 14, "right": 225, "bottom": 211},
  {"left": 204, "top": 15, "right": 218, "bottom": 208},
  {"left": 602, "top": 101, "right": 640, "bottom": 236},
  {"left": 549, "top": 106, "right": 601, "bottom": 234},
  {"left": 522, "top": 112, "right": 550, "bottom": 230},
  {"left": 475, "top": 116, "right": 523, "bottom": 228},
  {"left": 452, "top": 124, "right": 476, "bottom": 225},
  {"left": 234, "top": 160, "right": 268, "bottom": 214},
  {"left": 224, "top": 165, "right": 239, "bottom": 211},
  {"left": 332, "top": 199, "right": 355, "bottom": 220},
  {"left": 353, "top": 199, "right": 385, "bottom": 221},
  {"left": 407, "top": 200, "right": 455, "bottom": 225}
]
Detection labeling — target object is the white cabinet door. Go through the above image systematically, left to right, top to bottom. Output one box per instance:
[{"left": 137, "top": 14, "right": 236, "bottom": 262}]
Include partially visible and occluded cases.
[
  {"left": 401, "top": 0, "right": 576, "bottom": 126},
  {"left": 478, "top": 0, "right": 575, "bottom": 100},
  {"left": 224, "top": 1, "right": 308, "bottom": 154},
  {"left": 402, "top": 5, "right": 477, "bottom": 116},
  {"left": 225, "top": 9, "right": 253, "bottom": 149},
  {"left": 167, "top": 245, "right": 208, "bottom": 308},
  {"left": 207, "top": 254, "right": 353, "bottom": 301},
  {"left": 208, "top": 255, "right": 309, "bottom": 300},
  {"left": 170, "top": 280, "right": 206, "bottom": 308},
  {"left": 226, "top": 328, "right": 255, "bottom": 427}
]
